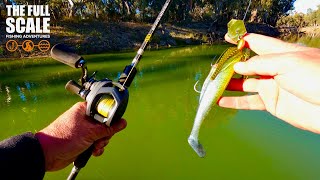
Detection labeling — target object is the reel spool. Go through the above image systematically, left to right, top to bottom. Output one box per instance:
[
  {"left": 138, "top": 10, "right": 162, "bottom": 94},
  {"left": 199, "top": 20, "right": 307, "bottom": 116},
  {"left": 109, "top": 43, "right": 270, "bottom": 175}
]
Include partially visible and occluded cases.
[
  {"left": 82, "top": 80, "right": 128, "bottom": 126},
  {"left": 97, "top": 95, "right": 115, "bottom": 118}
]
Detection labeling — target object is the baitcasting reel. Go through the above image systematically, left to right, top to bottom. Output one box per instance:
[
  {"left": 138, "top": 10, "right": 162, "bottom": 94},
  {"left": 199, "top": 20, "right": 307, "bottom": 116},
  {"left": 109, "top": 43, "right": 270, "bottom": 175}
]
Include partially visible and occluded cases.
[
  {"left": 50, "top": 0, "right": 172, "bottom": 179},
  {"left": 51, "top": 43, "right": 137, "bottom": 180},
  {"left": 51, "top": 44, "right": 135, "bottom": 126}
]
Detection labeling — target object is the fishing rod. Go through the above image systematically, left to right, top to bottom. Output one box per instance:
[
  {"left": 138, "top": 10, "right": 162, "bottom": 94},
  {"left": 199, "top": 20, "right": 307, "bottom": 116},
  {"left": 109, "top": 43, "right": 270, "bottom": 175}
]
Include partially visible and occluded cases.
[{"left": 50, "top": 0, "right": 172, "bottom": 179}]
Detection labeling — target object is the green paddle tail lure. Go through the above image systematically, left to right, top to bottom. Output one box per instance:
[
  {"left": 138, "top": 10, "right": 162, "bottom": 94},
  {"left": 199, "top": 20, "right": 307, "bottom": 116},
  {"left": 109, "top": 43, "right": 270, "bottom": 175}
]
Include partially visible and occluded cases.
[{"left": 188, "top": 19, "right": 251, "bottom": 157}]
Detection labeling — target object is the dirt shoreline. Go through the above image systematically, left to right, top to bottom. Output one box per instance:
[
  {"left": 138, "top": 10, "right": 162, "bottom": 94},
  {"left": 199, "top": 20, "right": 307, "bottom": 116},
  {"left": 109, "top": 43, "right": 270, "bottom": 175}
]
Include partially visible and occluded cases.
[{"left": 0, "top": 21, "right": 310, "bottom": 59}]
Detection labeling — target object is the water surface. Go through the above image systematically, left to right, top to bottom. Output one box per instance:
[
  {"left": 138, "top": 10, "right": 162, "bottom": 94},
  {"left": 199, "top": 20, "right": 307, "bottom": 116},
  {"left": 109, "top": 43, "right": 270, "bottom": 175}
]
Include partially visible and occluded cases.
[{"left": 1, "top": 45, "right": 320, "bottom": 179}]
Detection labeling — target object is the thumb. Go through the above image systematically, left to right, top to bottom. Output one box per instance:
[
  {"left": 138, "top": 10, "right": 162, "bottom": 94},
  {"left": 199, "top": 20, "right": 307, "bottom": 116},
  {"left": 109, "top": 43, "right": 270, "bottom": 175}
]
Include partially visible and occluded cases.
[
  {"left": 225, "top": 33, "right": 308, "bottom": 55},
  {"left": 234, "top": 53, "right": 293, "bottom": 76}
]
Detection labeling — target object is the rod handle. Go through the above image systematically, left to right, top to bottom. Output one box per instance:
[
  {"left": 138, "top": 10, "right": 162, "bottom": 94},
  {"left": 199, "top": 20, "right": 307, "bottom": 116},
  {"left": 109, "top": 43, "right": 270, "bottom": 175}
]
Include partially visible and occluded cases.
[
  {"left": 67, "top": 145, "right": 94, "bottom": 180},
  {"left": 74, "top": 145, "right": 95, "bottom": 169}
]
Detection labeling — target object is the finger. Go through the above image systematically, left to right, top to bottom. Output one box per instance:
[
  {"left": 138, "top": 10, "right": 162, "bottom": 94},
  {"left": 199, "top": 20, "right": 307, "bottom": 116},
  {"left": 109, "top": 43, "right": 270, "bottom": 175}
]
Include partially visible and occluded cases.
[
  {"left": 225, "top": 33, "right": 307, "bottom": 55},
  {"left": 243, "top": 33, "right": 308, "bottom": 54},
  {"left": 233, "top": 53, "right": 295, "bottom": 76},
  {"left": 227, "top": 78, "right": 259, "bottom": 92},
  {"left": 218, "top": 94, "right": 266, "bottom": 110},
  {"left": 93, "top": 118, "right": 127, "bottom": 140},
  {"left": 110, "top": 118, "right": 127, "bottom": 134},
  {"left": 94, "top": 137, "right": 110, "bottom": 149},
  {"left": 92, "top": 148, "right": 104, "bottom": 157}
]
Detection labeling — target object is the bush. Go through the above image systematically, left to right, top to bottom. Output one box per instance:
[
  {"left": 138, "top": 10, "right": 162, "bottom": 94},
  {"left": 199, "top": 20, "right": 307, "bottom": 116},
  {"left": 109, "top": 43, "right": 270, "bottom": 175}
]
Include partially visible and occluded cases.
[{"left": 0, "top": 46, "right": 4, "bottom": 55}]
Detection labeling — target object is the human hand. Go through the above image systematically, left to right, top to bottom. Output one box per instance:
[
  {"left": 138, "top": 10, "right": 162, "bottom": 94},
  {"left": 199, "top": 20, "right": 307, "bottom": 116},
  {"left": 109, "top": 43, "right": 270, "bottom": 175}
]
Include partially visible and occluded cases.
[
  {"left": 218, "top": 33, "right": 320, "bottom": 134},
  {"left": 35, "top": 102, "right": 127, "bottom": 171}
]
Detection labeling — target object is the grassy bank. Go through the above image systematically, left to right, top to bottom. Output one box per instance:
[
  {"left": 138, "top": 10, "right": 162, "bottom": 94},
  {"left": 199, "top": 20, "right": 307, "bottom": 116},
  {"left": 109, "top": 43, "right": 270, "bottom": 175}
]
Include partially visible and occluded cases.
[{"left": 300, "top": 26, "right": 320, "bottom": 37}]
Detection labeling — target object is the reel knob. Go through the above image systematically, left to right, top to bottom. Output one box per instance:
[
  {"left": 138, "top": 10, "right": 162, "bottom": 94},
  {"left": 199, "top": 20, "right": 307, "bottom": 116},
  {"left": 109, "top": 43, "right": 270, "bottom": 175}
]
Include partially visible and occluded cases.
[{"left": 51, "top": 44, "right": 85, "bottom": 68}]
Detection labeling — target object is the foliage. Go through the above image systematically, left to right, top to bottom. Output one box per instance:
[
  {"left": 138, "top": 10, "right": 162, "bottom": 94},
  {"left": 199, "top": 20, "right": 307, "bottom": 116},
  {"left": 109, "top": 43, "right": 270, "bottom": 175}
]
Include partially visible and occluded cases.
[
  {"left": 0, "top": 0, "right": 296, "bottom": 27},
  {"left": 277, "top": 5, "right": 320, "bottom": 27},
  {"left": 0, "top": 46, "right": 4, "bottom": 56}
]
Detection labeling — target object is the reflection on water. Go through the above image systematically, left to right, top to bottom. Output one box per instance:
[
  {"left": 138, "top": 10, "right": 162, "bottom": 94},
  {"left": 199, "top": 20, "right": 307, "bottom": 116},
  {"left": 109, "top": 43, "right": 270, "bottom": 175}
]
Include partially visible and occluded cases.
[
  {"left": 194, "top": 71, "right": 202, "bottom": 81},
  {"left": 116, "top": 72, "right": 121, "bottom": 79},
  {"left": 1, "top": 82, "right": 38, "bottom": 105},
  {"left": 5, "top": 86, "right": 11, "bottom": 104},
  {"left": 17, "top": 86, "right": 27, "bottom": 102}
]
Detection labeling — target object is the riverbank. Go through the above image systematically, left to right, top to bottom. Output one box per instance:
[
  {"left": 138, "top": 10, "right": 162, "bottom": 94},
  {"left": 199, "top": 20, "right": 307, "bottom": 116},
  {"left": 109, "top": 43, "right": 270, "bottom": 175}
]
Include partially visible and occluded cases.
[
  {"left": 0, "top": 21, "right": 281, "bottom": 58},
  {"left": 1, "top": 21, "right": 204, "bottom": 58},
  {"left": 278, "top": 26, "right": 320, "bottom": 37},
  {"left": 300, "top": 26, "right": 320, "bottom": 37}
]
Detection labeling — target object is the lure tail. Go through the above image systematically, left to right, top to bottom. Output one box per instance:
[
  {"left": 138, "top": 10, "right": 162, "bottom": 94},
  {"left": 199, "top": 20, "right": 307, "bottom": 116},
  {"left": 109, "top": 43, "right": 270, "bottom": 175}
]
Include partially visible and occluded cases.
[{"left": 188, "top": 136, "right": 206, "bottom": 158}]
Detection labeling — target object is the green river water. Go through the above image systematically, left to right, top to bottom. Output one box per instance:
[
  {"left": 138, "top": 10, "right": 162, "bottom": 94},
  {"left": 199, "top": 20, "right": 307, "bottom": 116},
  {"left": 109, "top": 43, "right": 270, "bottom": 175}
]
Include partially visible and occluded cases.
[{"left": 1, "top": 42, "right": 320, "bottom": 179}]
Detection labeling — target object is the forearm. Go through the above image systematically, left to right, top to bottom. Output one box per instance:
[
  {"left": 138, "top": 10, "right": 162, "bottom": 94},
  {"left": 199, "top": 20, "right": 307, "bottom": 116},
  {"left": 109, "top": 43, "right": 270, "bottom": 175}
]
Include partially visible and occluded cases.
[{"left": 0, "top": 132, "right": 46, "bottom": 180}]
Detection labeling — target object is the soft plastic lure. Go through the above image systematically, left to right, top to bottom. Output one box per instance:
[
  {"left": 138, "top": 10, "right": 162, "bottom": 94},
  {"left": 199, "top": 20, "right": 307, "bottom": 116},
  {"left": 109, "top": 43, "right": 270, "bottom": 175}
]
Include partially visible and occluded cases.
[{"left": 188, "top": 19, "right": 251, "bottom": 157}]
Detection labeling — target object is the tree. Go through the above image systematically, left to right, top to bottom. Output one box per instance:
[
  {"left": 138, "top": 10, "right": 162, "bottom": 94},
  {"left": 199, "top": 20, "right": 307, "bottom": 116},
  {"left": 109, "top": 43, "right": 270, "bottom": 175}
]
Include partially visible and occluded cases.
[{"left": 1, "top": 0, "right": 297, "bottom": 26}]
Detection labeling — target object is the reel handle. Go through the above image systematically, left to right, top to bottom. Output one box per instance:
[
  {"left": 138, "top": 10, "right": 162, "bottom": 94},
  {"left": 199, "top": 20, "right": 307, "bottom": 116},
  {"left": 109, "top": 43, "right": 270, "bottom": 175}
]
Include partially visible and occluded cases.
[
  {"left": 51, "top": 44, "right": 84, "bottom": 68},
  {"left": 66, "top": 80, "right": 82, "bottom": 94}
]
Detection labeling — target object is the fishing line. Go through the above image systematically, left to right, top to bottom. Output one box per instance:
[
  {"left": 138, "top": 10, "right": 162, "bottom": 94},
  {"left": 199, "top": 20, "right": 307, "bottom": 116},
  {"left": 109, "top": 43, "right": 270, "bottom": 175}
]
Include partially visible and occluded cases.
[
  {"left": 243, "top": 0, "right": 252, "bottom": 21},
  {"left": 210, "top": 55, "right": 218, "bottom": 66},
  {"left": 194, "top": 80, "right": 201, "bottom": 93}
]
